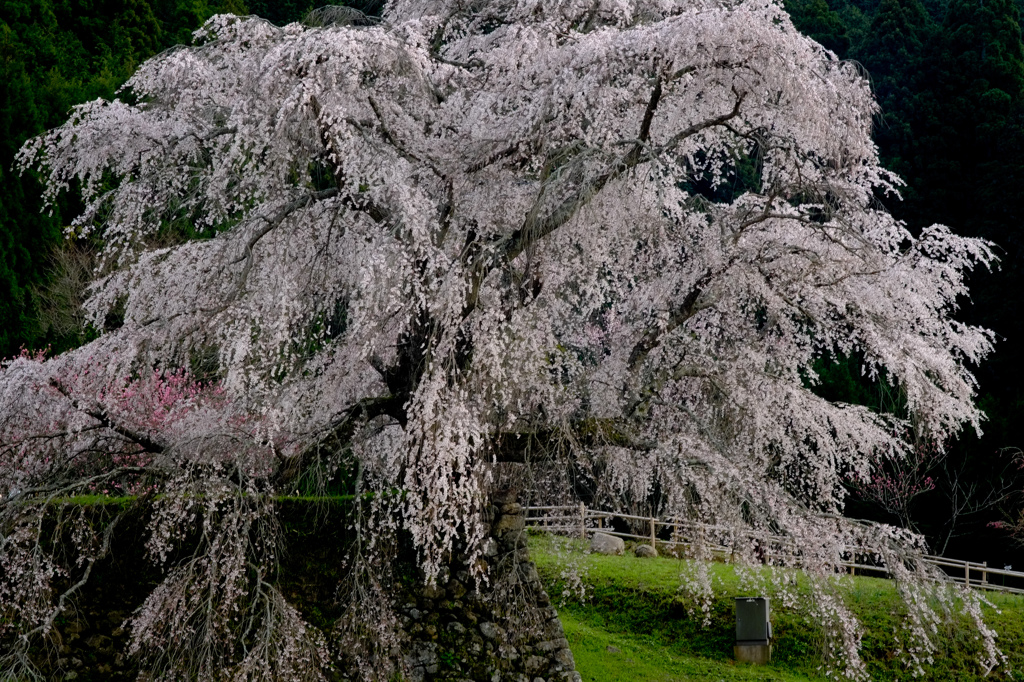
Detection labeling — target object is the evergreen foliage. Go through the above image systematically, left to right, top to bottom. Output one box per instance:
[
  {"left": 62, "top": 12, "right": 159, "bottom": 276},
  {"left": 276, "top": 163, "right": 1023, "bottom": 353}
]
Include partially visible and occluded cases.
[
  {"left": 0, "top": 0, "right": 251, "bottom": 357},
  {"left": 785, "top": 0, "right": 852, "bottom": 57},
  {"left": 798, "top": 0, "right": 1024, "bottom": 561}
]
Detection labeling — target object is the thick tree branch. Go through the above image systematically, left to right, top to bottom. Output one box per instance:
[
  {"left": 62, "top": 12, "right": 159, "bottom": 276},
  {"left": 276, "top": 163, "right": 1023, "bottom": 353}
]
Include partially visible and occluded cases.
[
  {"left": 472, "top": 90, "right": 747, "bottom": 318},
  {"left": 201, "top": 126, "right": 237, "bottom": 141},
  {"left": 464, "top": 144, "right": 520, "bottom": 173},
  {"left": 225, "top": 188, "right": 340, "bottom": 302},
  {"left": 232, "top": 188, "right": 340, "bottom": 267},
  {"left": 627, "top": 269, "right": 717, "bottom": 371},
  {"left": 49, "top": 380, "right": 165, "bottom": 454},
  {"left": 283, "top": 395, "right": 402, "bottom": 482},
  {"left": 490, "top": 418, "right": 655, "bottom": 463}
]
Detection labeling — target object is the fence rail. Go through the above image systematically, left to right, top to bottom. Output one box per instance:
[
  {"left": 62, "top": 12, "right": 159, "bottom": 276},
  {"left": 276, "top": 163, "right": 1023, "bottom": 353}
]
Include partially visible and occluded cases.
[{"left": 525, "top": 504, "right": 1024, "bottom": 595}]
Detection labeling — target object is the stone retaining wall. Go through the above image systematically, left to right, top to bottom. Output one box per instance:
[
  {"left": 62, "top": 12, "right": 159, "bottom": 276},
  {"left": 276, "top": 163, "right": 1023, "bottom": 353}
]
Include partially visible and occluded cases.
[
  {"left": 19, "top": 500, "right": 579, "bottom": 682},
  {"left": 399, "top": 501, "right": 580, "bottom": 682}
]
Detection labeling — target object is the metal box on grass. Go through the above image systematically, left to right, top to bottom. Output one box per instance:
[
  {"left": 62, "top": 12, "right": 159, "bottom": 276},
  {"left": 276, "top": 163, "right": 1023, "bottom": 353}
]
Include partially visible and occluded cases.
[{"left": 735, "top": 596, "right": 771, "bottom": 664}]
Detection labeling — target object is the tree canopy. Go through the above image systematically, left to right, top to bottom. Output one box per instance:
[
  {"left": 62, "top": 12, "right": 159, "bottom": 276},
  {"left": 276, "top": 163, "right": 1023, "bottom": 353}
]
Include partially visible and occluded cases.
[{"left": 0, "top": 0, "right": 1006, "bottom": 678}]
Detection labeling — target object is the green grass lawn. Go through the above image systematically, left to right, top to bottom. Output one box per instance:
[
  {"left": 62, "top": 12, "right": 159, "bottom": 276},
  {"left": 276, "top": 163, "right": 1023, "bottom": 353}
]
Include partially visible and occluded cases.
[
  {"left": 530, "top": 533, "right": 1024, "bottom": 681},
  {"left": 559, "top": 611, "right": 818, "bottom": 681}
]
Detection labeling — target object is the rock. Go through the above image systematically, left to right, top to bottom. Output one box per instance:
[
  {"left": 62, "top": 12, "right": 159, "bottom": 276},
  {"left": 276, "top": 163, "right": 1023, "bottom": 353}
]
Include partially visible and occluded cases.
[
  {"left": 493, "top": 513, "right": 525, "bottom": 536},
  {"left": 589, "top": 532, "right": 624, "bottom": 555},
  {"left": 482, "top": 537, "right": 499, "bottom": 557},
  {"left": 634, "top": 544, "right": 658, "bottom": 558},
  {"left": 422, "top": 584, "right": 444, "bottom": 600},
  {"left": 409, "top": 608, "right": 422, "bottom": 621},
  {"left": 448, "top": 621, "right": 467, "bottom": 635},
  {"left": 479, "top": 622, "right": 500, "bottom": 640},
  {"left": 86, "top": 634, "right": 113, "bottom": 653},
  {"left": 537, "top": 638, "right": 569, "bottom": 652},
  {"left": 606, "top": 645, "right": 621, "bottom": 653},
  {"left": 553, "top": 648, "right": 575, "bottom": 668},
  {"left": 525, "top": 655, "right": 547, "bottom": 674}
]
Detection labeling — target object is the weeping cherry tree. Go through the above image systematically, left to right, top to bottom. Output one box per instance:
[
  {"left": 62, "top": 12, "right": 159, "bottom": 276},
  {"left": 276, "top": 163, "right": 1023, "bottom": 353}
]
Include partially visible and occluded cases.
[{"left": 0, "top": 0, "right": 1004, "bottom": 678}]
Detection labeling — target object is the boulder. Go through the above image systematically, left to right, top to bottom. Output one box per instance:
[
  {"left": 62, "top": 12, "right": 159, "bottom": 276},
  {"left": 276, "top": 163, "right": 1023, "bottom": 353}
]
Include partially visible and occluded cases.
[
  {"left": 589, "top": 532, "right": 624, "bottom": 555},
  {"left": 634, "top": 544, "right": 658, "bottom": 558}
]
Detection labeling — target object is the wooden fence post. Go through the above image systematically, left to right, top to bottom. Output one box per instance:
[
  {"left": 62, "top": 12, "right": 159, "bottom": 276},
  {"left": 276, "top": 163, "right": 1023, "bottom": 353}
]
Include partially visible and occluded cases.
[
  {"left": 579, "top": 502, "right": 586, "bottom": 540},
  {"left": 650, "top": 518, "right": 656, "bottom": 547},
  {"left": 965, "top": 562, "right": 971, "bottom": 588},
  {"left": 983, "top": 562, "right": 988, "bottom": 585}
]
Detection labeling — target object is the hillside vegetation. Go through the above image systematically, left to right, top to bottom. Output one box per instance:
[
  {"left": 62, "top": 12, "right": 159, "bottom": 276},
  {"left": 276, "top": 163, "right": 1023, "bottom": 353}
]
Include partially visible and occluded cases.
[{"left": 530, "top": 534, "right": 1024, "bottom": 681}]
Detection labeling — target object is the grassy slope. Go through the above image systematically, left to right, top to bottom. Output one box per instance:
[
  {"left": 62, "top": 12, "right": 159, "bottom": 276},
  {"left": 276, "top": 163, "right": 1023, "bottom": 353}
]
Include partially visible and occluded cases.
[{"left": 530, "top": 534, "right": 1024, "bottom": 682}]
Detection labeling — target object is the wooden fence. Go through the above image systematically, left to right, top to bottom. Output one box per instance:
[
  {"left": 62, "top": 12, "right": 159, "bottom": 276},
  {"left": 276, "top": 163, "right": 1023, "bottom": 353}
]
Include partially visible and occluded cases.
[{"left": 525, "top": 504, "right": 1024, "bottom": 595}]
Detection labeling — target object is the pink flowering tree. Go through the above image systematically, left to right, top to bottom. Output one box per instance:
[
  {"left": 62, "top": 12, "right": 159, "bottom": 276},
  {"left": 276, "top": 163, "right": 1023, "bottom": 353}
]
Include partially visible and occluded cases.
[
  {"left": 0, "top": 0, "right": 1006, "bottom": 678},
  {"left": 850, "top": 438, "right": 939, "bottom": 531}
]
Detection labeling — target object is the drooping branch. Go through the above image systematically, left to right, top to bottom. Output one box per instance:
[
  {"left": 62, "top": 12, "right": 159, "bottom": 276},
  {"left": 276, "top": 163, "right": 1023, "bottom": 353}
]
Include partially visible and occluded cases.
[
  {"left": 1, "top": 468, "right": 160, "bottom": 507},
  {"left": 21, "top": 515, "right": 122, "bottom": 640}
]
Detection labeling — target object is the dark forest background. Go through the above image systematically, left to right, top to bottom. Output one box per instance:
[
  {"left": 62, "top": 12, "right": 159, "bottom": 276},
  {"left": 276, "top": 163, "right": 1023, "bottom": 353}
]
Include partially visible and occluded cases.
[{"left": 3, "top": 0, "right": 1024, "bottom": 564}]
